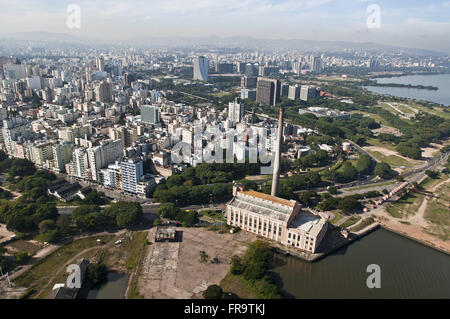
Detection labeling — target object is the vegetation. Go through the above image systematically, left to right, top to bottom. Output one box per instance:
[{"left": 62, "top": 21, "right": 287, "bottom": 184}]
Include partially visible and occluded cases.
[
  {"left": 156, "top": 203, "right": 199, "bottom": 227},
  {"left": 228, "top": 241, "right": 282, "bottom": 299},
  {"left": 87, "top": 263, "right": 108, "bottom": 287},
  {"left": 203, "top": 285, "right": 224, "bottom": 299}
]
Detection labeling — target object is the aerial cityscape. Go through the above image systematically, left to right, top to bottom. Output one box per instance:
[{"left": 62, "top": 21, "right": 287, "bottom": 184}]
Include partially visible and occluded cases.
[{"left": 0, "top": 0, "right": 449, "bottom": 308}]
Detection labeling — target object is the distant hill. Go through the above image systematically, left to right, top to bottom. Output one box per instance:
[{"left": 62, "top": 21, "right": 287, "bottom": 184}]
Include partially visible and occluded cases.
[{"left": 0, "top": 32, "right": 447, "bottom": 56}]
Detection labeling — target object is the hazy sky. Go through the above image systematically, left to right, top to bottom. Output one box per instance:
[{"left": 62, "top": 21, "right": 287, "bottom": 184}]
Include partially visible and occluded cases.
[{"left": 1, "top": 0, "right": 450, "bottom": 52}]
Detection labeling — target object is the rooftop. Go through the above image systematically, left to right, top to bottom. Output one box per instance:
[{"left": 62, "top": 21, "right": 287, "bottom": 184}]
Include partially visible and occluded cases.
[
  {"left": 239, "top": 190, "right": 295, "bottom": 208},
  {"left": 228, "top": 197, "right": 291, "bottom": 223}
]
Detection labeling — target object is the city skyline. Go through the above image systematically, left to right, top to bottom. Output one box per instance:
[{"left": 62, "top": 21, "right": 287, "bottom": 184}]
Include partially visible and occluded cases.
[{"left": 1, "top": 0, "right": 450, "bottom": 52}]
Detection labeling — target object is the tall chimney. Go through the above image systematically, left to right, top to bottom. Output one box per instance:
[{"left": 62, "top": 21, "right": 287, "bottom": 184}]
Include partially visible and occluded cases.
[{"left": 271, "top": 107, "right": 284, "bottom": 197}]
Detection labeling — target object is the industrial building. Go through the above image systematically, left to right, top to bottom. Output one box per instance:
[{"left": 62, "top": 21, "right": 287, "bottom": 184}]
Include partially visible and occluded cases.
[{"left": 226, "top": 185, "right": 328, "bottom": 253}]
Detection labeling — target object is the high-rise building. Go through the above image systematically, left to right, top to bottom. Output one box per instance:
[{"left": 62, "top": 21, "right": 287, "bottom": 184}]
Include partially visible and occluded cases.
[
  {"left": 96, "top": 56, "right": 105, "bottom": 72},
  {"left": 193, "top": 56, "right": 209, "bottom": 81},
  {"left": 311, "top": 56, "right": 322, "bottom": 74},
  {"left": 292, "top": 62, "right": 302, "bottom": 75},
  {"left": 215, "top": 63, "right": 234, "bottom": 74},
  {"left": 245, "top": 63, "right": 258, "bottom": 77},
  {"left": 241, "top": 76, "right": 257, "bottom": 89},
  {"left": 256, "top": 78, "right": 281, "bottom": 107},
  {"left": 95, "top": 81, "right": 112, "bottom": 103},
  {"left": 281, "top": 83, "right": 289, "bottom": 97},
  {"left": 288, "top": 85, "right": 301, "bottom": 100},
  {"left": 300, "top": 85, "right": 319, "bottom": 102},
  {"left": 241, "top": 89, "right": 257, "bottom": 101},
  {"left": 228, "top": 99, "right": 244, "bottom": 125},
  {"left": 141, "top": 105, "right": 160, "bottom": 124},
  {"left": 53, "top": 141, "right": 73, "bottom": 173},
  {"left": 120, "top": 158, "right": 144, "bottom": 195}
]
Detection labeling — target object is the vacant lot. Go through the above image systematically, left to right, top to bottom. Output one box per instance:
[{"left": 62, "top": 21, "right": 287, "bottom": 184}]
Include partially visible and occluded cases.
[
  {"left": 0, "top": 223, "right": 15, "bottom": 244},
  {"left": 138, "top": 227, "right": 253, "bottom": 299},
  {"left": 13, "top": 235, "right": 116, "bottom": 298}
]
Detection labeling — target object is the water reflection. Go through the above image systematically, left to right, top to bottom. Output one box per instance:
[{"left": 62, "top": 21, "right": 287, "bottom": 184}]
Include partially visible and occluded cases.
[
  {"left": 273, "top": 229, "right": 450, "bottom": 299},
  {"left": 87, "top": 272, "right": 129, "bottom": 299}
]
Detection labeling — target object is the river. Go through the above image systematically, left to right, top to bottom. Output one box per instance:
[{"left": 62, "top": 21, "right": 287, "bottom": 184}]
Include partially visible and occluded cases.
[
  {"left": 365, "top": 73, "right": 450, "bottom": 106},
  {"left": 273, "top": 228, "right": 450, "bottom": 299},
  {"left": 87, "top": 272, "right": 129, "bottom": 299}
]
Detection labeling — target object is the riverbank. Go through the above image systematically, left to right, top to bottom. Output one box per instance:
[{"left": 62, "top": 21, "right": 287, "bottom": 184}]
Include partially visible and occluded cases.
[
  {"left": 268, "top": 222, "right": 380, "bottom": 263},
  {"left": 272, "top": 228, "right": 450, "bottom": 299}
]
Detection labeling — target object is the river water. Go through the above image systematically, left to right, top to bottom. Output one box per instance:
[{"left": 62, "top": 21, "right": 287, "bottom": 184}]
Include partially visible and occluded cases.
[
  {"left": 365, "top": 73, "right": 450, "bottom": 106},
  {"left": 273, "top": 229, "right": 450, "bottom": 299},
  {"left": 87, "top": 272, "right": 129, "bottom": 299}
]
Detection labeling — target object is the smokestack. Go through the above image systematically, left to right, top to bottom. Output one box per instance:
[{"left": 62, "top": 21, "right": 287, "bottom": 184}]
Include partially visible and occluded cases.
[{"left": 271, "top": 107, "right": 284, "bottom": 197}]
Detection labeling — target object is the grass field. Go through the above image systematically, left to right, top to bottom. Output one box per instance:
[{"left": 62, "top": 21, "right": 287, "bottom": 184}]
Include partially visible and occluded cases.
[
  {"left": 366, "top": 138, "right": 398, "bottom": 152},
  {"left": 367, "top": 150, "right": 413, "bottom": 167},
  {"left": 344, "top": 180, "right": 396, "bottom": 191},
  {"left": 424, "top": 180, "right": 450, "bottom": 241},
  {"left": 386, "top": 192, "right": 425, "bottom": 219},
  {"left": 329, "top": 212, "right": 344, "bottom": 225},
  {"left": 340, "top": 216, "right": 361, "bottom": 229},
  {"left": 350, "top": 218, "right": 376, "bottom": 232},
  {"left": 14, "top": 235, "right": 116, "bottom": 298},
  {"left": 220, "top": 272, "right": 260, "bottom": 299}
]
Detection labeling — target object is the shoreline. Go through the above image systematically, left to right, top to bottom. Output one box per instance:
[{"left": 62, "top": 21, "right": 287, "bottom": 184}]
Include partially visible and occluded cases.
[
  {"left": 272, "top": 220, "right": 449, "bottom": 264},
  {"left": 380, "top": 224, "right": 449, "bottom": 256}
]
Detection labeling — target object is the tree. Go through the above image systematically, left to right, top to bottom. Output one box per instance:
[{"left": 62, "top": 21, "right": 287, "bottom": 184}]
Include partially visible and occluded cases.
[
  {"left": 356, "top": 154, "right": 373, "bottom": 175},
  {"left": 374, "top": 162, "right": 395, "bottom": 179},
  {"left": 425, "top": 170, "right": 439, "bottom": 179},
  {"left": 338, "top": 196, "right": 362, "bottom": 214},
  {"left": 38, "top": 219, "right": 55, "bottom": 234},
  {"left": 243, "top": 262, "right": 266, "bottom": 281},
  {"left": 88, "top": 263, "right": 108, "bottom": 286},
  {"left": 203, "top": 285, "right": 223, "bottom": 299}
]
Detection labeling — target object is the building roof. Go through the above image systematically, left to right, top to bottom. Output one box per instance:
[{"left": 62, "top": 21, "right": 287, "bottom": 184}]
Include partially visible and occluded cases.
[{"left": 240, "top": 190, "right": 295, "bottom": 208}]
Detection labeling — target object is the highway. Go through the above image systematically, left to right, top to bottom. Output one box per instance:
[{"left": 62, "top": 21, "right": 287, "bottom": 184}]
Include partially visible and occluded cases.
[{"left": 57, "top": 202, "right": 228, "bottom": 217}]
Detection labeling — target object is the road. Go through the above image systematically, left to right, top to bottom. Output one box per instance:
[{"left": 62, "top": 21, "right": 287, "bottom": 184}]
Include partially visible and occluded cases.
[{"left": 57, "top": 202, "right": 228, "bottom": 216}]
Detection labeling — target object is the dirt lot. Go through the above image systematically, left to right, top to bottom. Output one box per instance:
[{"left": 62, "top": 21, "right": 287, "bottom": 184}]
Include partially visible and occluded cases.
[
  {"left": 372, "top": 125, "right": 402, "bottom": 137},
  {"left": 372, "top": 177, "right": 450, "bottom": 254},
  {"left": 0, "top": 223, "right": 15, "bottom": 244},
  {"left": 138, "top": 227, "right": 254, "bottom": 299}
]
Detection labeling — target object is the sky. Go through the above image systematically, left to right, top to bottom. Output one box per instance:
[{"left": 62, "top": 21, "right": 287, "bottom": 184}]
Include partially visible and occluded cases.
[{"left": 1, "top": 0, "right": 450, "bottom": 52}]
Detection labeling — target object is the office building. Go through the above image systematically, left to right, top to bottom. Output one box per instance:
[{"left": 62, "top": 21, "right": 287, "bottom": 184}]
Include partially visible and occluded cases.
[
  {"left": 193, "top": 56, "right": 209, "bottom": 81},
  {"left": 241, "top": 76, "right": 257, "bottom": 89},
  {"left": 256, "top": 78, "right": 280, "bottom": 107},
  {"left": 95, "top": 81, "right": 112, "bottom": 103},
  {"left": 288, "top": 85, "right": 301, "bottom": 100},
  {"left": 300, "top": 85, "right": 319, "bottom": 102},
  {"left": 228, "top": 99, "right": 244, "bottom": 125},
  {"left": 141, "top": 105, "right": 160, "bottom": 125}
]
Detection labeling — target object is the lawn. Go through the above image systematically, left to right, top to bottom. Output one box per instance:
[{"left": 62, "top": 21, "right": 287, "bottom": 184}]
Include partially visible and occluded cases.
[
  {"left": 366, "top": 138, "right": 398, "bottom": 152},
  {"left": 367, "top": 150, "right": 413, "bottom": 167},
  {"left": 344, "top": 180, "right": 396, "bottom": 191},
  {"left": 424, "top": 181, "right": 450, "bottom": 241},
  {"left": 386, "top": 192, "right": 425, "bottom": 219},
  {"left": 200, "top": 210, "right": 227, "bottom": 222},
  {"left": 329, "top": 212, "right": 344, "bottom": 225},
  {"left": 340, "top": 216, "right": 361, "bottom": 229},
  {"left": 350, "top": 217, "right": 376, "bottom": 232},
  {"left": 124, "top": 231, "right": 149, "bottom": 270},
  {"left": 220, "top": 272, "right": 260, "bottom": 299}
]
